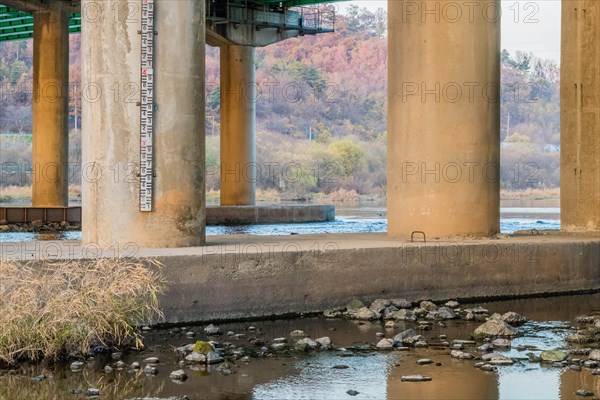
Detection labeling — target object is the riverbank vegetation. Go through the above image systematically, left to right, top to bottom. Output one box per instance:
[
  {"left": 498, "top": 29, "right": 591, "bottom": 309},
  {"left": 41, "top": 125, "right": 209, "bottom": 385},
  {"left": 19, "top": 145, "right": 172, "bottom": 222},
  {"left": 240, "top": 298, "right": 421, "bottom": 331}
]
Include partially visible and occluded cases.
[{"left": 0, "top": 259, "right": 165, "bottom": 364}]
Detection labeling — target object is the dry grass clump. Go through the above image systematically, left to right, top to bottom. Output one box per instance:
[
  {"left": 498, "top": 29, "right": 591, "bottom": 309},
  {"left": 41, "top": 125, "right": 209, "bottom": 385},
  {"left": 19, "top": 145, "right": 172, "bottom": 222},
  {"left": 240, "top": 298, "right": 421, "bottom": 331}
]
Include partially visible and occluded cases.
[{"left": 0, "top": 259, "right": 165, "bottom": 364}]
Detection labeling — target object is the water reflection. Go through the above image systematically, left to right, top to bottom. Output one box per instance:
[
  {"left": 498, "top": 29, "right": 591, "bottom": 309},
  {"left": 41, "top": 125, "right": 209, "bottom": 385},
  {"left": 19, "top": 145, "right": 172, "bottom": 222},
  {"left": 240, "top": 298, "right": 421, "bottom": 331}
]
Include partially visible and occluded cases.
[
  {"left": 254, "top": 353, "right": 390, "bottom": 399},
  {"left": 387, "top": 353, "right": 499, "bottom": 400},
  {"left": 499, "top": 368, "right": 561, "bottom": 400},
  {"left": 560, "top": 369, "right": 600, "bottom": 399}
]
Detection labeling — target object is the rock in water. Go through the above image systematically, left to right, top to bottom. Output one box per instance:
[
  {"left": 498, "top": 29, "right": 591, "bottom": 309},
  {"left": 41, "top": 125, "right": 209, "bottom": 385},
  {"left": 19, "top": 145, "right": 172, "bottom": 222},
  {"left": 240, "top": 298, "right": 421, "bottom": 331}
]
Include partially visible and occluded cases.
[
  {"left": 346, "top": 298, "right": 365, "bottom": 311},
  {"left": 369, "top": 299, "right": 391, "bottom": 313},
  {"left": 391, "top": 299, "right": 412, "bottom": 309},
  {"left": 445, "top": 300, "right": 460, "bottom": 308},
  {"left": 420, "top": 301, "right": 438, "bottom": 311},
  {"left": 382, "top": 306, "right": 399, "bottom": 320},
  {"left": 351, "top": 307, "right": 381, "bottom": 321},
  {"left": 436, "top": 307, "right": 457, "bottom": 319},
  {"left": 324, "top": 308, "right": 343, "bottom": 318},
  {"left": 392, "top": 309, "right": 417, "bottom": 321},
  {"left": 501, "top": 311, "right": 528, "bottom": 326},
  {"left": 473, "top": 319, "right": 515, "bottom": 339},
  {"left": 385, "top": 320, "right": 398, "bottom": 328},
  {"left": 204, "top": 324, "right": 221, "bottom": 335},
  {"left": 393, "top": 329, "right": 417, "bottom": 346},
  {"left": 290, "top": 330, "right": 307, "bottom": 338},
  {"left": 316, "top": 337, "right": 333, "bottom": 349},
  {"left": 295, "top": 338, "right": 318, "bottom": 352},
  {"left": 491, "top": 338, "right": 511, "bottom": 348},
  {"left": 376, "top": 339, "right": 394, "bottom": 350},
  {"left": 271, "top": 342, "right": 285, "bottom": 351},
  {"left": 478, "top": 343, "right": 494, "bottom": 352},
  {"left": 451, "top": 350, "right": 473, "bottom": 359},
  {"left": 540, "top": 350, "right": 568, "bottom": 362},
  {"left": 588, "top": 350, "right": 600, "bottom": 361},
  {"left": 207, "top": 351, "right": 225, "bottom": 364},
  {"left": 185, "top": 352, "right": 207, "bottom": 364},
  {"left": 481, "top": 353, "right": 514, "bottom": 365},
  {"left": 143, "top": 365, "right": 158, "bottom": 375},
  {"left": 169, "top": 369, "right": 188, "bottom": 381},
  {"left": 401, "top": 375, "right": 432, "bottom": 382},
  {"left": 575, "top": 389, "right": 594, "bottom": 397},
  {"left": 347, "top": 390, "right": 360, "bottom": 396}
]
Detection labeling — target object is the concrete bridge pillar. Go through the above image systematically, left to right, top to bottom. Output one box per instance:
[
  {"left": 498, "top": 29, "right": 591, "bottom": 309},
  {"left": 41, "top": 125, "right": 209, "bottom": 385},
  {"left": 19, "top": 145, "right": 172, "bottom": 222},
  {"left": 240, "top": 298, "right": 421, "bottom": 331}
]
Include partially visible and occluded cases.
[
  {"left": 81, "top": 0, "right": 206, "bottom": 248},
  {"left": 387, "top": 0, "right": 501, "bottom": 237},
  {"left": 561, "top": 0, "right": 600, "bottom": 233},
  {"left": 32, "top": 9, "right": 69, "bottom": 207},
  {"left": 220, "top": 45, "right": 256, "bottom": 206}
]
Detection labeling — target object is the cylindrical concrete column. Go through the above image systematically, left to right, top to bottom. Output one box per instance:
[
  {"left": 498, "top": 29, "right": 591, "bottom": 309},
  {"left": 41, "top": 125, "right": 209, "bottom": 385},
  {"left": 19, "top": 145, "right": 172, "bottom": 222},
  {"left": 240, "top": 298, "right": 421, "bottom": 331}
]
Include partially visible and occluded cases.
[
  {"left": 81, "top": 0, "right": 205, "bottom": 248},
  {"left": 387, "top": 0, "right": 501, "bottom": 237},
  {"left": 561, "top": 0, "right": 600, "bottom": 233},
  {"left": 32, "top": 9, "right": 69, "bottom": 207},
  {"left": 220, "top": 45, "right": 256, "bottom": 206}
]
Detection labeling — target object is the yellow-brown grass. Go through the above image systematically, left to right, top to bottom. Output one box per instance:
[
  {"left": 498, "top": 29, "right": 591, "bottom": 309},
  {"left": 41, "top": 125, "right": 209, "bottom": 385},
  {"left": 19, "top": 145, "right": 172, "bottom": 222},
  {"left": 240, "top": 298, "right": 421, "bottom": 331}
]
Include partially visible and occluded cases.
[
  {"left": 500, "top": 187, "right": 560, "bottom": 200},
  {"left": 0, "top": 259, "right": 165, "bottom": 364}
]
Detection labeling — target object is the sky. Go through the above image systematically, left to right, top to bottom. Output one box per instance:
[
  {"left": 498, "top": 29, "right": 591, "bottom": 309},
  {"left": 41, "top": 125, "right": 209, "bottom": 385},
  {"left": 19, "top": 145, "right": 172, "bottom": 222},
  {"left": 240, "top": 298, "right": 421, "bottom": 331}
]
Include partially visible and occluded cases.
[{"left": 339, "top": 0, "right": 561, "bottom": 62}]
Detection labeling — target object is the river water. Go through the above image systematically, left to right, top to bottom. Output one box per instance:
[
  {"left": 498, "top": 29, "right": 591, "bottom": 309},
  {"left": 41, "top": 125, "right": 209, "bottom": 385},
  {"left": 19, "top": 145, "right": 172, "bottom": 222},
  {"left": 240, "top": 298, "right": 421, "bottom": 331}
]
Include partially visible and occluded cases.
[
  {"left": 0, "top": 203, "right": 560, "bottom": 242},
  {"left": 1, "top": 293, "right": 599, "bottom": 400}
]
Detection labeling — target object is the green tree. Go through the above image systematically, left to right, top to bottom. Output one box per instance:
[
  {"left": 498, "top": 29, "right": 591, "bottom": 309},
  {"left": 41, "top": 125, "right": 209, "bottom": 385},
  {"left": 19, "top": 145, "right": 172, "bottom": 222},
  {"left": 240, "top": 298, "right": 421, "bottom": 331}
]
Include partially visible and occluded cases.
[
  {"left": 501, "top": 49, "right": 517, "bottom": 68},
  {"left": 329, "top": 139, "right": 366, "bottom": 178}
]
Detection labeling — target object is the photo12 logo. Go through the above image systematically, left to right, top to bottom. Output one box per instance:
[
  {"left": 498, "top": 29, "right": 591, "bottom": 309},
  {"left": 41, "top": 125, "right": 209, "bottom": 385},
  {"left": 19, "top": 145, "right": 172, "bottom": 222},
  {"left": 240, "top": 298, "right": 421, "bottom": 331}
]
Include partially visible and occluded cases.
[{"left": 399, "top": 1, "right": 540, "bottom": 24}]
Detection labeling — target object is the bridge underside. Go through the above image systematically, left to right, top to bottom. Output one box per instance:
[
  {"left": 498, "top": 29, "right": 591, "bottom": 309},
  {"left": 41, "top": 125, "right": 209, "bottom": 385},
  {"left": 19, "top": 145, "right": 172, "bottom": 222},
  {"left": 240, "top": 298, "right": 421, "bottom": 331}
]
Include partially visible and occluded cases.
[{"left": 0, "top": 0, "right": 335, "bottom": 42}]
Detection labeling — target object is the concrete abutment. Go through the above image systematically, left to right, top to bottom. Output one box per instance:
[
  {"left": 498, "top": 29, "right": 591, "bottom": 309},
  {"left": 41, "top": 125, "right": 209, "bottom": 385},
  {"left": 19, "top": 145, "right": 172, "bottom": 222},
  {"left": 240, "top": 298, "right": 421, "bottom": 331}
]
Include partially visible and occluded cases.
[
  {"left": 81, "top": 0, "right": 206, "bottom": 248},
  {"left": 387, "top": 0, "right": 501, "bottom": 238},
  {"left": 561, "top": 0, "right": 600, "bottom": 233},
  {"left": 32, "top": 9, "right": 69, "bottom": 208},
  {"left": 220, "top": 45, "right": 257, "bottom": 207}
]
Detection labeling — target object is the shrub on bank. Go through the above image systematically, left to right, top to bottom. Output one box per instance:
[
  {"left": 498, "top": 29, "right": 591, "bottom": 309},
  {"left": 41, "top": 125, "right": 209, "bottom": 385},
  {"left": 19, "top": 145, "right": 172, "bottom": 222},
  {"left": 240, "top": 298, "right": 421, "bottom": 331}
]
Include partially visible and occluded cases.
[{"left": 0, "top": 259, "right": 165, "bottom": 364}]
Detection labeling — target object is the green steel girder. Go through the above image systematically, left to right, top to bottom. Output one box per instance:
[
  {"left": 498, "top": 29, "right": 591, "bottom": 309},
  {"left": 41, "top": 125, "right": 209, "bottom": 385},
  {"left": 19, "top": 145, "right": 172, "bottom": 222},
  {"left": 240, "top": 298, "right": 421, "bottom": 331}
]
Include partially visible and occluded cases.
[
  {"left": 0, "top": 0, "right": 339, "bottom": 42},
  {"left": 0, "top": 5, "right": 80, "bottom": 42}
]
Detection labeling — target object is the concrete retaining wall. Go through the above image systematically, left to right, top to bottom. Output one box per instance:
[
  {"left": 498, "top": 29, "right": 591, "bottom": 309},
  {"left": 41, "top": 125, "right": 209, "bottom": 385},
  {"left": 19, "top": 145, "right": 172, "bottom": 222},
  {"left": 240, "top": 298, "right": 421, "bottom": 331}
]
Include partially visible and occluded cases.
[
  {"left": 3, "top": 234, "right": 598, "bottom": 324},
  {"left": 153, "top": 235, "right": 600, "bottom": 323}
]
